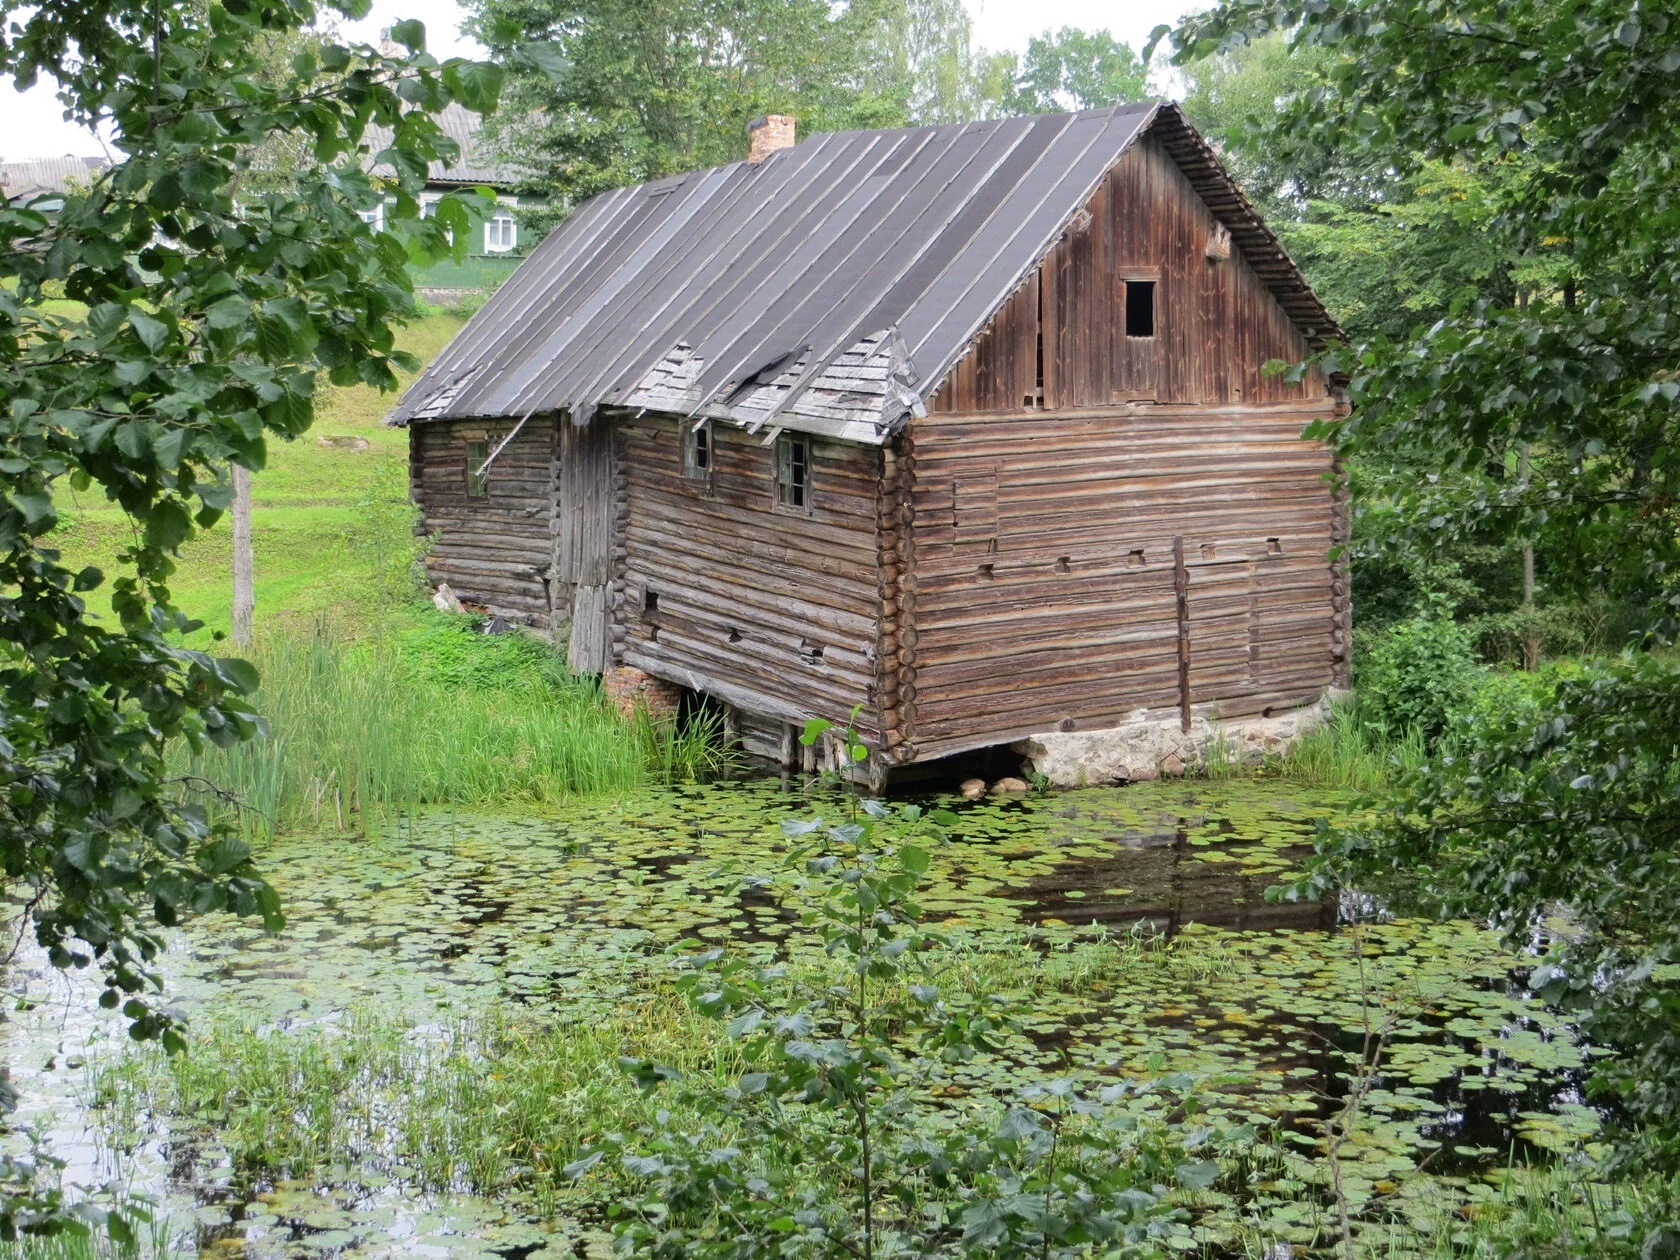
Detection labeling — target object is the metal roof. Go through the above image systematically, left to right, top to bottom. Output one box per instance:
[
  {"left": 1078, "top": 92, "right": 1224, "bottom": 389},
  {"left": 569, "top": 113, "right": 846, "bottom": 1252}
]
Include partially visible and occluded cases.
[
  {"left": 364, "top": 102, "right": 527, "bottom": 189},
  {"left": 390, "top": 102, "right": 1337, "bottom": 442},
  {"left": 1, "top": 155, "right": 109, "bottom": 204}
]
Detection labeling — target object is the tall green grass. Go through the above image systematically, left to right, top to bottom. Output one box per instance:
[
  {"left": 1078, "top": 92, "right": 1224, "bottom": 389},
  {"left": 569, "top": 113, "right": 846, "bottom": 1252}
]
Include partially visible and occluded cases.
[
  {"left": 171, "top": 618, "right": 726, "bottom": 835},
  {"left": 1192, "top": 699, "right": 1432, "bottom": 791},
  {"left": 1281, "top": 700, "right": 1429, "bottom": 792}
]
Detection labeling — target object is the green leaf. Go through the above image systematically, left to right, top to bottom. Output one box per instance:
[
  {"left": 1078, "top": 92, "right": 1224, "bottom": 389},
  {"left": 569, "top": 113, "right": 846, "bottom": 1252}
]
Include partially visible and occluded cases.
[
  {"left": 389, "top": 18, "right": 426, "bottom": 50},
  {"left": 442, "top": 59, "right": 504, "bottom": 113},
  {"left": 205, "top": 295, "right": 249, "bottom": 330},
  {"left": 129, "top": 310, "right": 169, "bottom": 352},
  {"left": 899, "top": 845, "right": 931, "bottom": 875},
  {"left": 1176, "top": 1160, "right": 1221, "bottom": 1191}
]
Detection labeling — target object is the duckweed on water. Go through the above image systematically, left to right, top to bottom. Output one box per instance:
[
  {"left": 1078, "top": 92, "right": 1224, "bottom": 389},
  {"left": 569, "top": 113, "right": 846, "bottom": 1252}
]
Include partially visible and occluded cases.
[{"left": 6, "top": 780, "right": 1637, "bottom": 1255}]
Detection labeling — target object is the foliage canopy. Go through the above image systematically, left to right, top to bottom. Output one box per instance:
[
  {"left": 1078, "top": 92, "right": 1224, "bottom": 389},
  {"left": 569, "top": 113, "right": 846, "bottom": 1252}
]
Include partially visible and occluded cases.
[
  {"left": 0, "top": 0, "right": 499, "bottom": 1228},
  {"left": 1172, "top": 0, "right": 1680, "bottom": 1193}
]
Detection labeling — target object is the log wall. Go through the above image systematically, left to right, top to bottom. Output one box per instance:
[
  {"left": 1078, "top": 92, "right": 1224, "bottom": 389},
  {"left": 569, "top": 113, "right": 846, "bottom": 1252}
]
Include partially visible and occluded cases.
[
  {"left": 931, "top": 134, "right": 1327, "bottom": 414},
  {"left": 902, "top": 404, "right": 1340, "bottom": 761},
  {"left": 617, "top": 414, "right": 884, "bottom": 739},
  {"left": 411, "top": 417, "right": 556, "bottom": 626}
]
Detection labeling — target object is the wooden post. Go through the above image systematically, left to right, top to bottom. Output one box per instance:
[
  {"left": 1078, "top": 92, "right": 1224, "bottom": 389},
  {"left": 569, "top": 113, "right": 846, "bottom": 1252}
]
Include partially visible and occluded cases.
[
  {"left": 1518, "top": 443, "right": 1538, "bottom": 671},
  {"left": 231, "top": 461, "right": 253, "bottom": 648},
  {"left": 1173, "top": 535, "right": 1191, "bottom": 733}
]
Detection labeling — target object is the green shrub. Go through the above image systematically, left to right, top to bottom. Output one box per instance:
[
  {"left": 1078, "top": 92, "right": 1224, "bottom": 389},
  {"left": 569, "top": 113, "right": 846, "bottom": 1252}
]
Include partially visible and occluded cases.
[{"left": 1354, "top": 613, "right": 1481, "bottom": 742}]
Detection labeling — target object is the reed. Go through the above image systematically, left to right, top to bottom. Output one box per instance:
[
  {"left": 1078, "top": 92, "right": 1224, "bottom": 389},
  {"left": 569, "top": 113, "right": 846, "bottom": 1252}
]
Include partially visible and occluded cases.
[
  {"left": 171, "top": 618, "right": 728, "bottom": 836},
  {"left": 1280, "top": 699, "right": 1429, "bottom": 792}
]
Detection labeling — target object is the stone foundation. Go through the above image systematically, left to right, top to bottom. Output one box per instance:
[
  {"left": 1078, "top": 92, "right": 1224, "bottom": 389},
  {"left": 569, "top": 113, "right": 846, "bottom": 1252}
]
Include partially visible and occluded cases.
[
  {"left": 602, "top": 666, "right": 684, "bottom": 723},
  {"left": 1015, "top": 691, "right": 1342, "bottom": 787}
]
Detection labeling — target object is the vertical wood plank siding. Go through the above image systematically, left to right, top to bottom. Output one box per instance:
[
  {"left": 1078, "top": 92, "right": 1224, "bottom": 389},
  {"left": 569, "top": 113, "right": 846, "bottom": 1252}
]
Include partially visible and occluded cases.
[
  {"left": 931, "top": 135, "right": 1326, "bottom": 414},
  {"left": 904, "top": 406, "right": 1338, "bottom": 760},
  {"left": 618, "top": 415, "right": 884, "bottom": 735},
  {"left": 412, "top": 417, "right": 557, "bottom": 625},
  {"left": 553, "top": 418, "right": 615, "bottom": 672}
]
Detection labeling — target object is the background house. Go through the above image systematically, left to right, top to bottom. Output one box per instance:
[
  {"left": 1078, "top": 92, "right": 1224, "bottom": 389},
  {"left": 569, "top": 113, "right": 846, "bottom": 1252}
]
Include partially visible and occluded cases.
[
  {"left": 363, "top": 102, "right": 534, "bottom": 303},
  {"left": 389, "top": 103, "right": 1349, "bottom": 782},
  {"left": 1, "top": 155, "right": 111, "bottom": 209}
]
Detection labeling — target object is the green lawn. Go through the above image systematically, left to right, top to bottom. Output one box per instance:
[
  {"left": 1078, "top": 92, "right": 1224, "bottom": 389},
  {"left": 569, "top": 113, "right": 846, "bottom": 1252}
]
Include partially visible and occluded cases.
[{"left": 51, "top": 313, "right": 465, "bottom": 639}]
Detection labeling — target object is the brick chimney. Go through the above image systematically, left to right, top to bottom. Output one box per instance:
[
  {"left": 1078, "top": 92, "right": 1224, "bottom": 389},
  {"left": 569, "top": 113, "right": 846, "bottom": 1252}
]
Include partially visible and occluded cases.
[{"left": 747, "top": 114, "right": 797, "bottom": 164}]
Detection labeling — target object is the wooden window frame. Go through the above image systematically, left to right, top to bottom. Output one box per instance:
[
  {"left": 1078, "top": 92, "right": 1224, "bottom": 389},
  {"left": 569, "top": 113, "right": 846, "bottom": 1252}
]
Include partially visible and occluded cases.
[
  {"left": 1122, "top": 275, "right": 1158, "bottom": 340},
  {"left": 682, "top": 420, "right": 713, "bottom": 487},
  {"left": 774, "top": 431, "right": 811, "bottom": 513},
  {"left": 465, "top": 439, "right": 489, "bottom": 498}
]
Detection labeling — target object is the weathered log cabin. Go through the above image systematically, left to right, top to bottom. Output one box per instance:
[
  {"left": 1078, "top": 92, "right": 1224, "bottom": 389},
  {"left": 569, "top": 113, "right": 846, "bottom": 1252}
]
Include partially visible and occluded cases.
[{"left": 390, "top": 102, "right": 1349, "bottom": 783}]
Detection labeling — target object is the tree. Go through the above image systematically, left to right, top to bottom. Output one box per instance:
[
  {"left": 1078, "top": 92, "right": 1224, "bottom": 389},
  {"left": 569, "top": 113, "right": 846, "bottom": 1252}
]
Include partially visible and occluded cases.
[
  {"left": 0, "top": 0, "right": 498, "bottom": 1231},
  {"left": 467, "top": 0, "right": 917, "bottom": 211},
  {"left": 1171, "top": 0, "right": 1680, "bottom": 1192},
  {"left": 1003, "top": 27, "right": 1148, "bottom": 116}
]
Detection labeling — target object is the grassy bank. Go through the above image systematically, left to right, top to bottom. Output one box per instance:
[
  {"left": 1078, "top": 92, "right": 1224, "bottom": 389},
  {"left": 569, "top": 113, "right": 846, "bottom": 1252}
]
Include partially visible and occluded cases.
[
  {"left": 51, "top": 313, "right": 463, "bottom": 642},
  {"left": 172, "top": 617, "right": 726, "bottom": 836}
]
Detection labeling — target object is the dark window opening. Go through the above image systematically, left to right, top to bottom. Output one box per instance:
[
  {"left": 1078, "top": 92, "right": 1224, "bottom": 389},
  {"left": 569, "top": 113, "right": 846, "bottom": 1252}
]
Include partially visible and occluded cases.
[
  {"left": 1034, "top": 274, "right": 1046, "bottom": 402},
  {"left": 1125, "top": 280, "right": 1156, "bottom": 339},
  {"left": 683, "top": 422, "right": 711, "bottom": 481},
  {"left": 776, "top": 433, "right": 809, "bottom": 510},
  {"left": 465, "top": 440, "right": 488, "bottom": 497},
  {"left": 643, "top": 589, "right": 659, "bottom": 616},
  {"left": 727, "top": 627, "right": 742, "bottom": 643},
  {"left": 799, "top": 640, "right": 825, "bottom": 666}
]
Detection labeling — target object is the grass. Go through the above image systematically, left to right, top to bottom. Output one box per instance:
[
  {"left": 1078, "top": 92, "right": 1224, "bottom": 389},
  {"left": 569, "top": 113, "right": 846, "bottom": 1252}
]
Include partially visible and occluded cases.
[
  {"left": 39, "top": 309, "right": 733, "bottom": 828},
  {"left": 50, "top": 313, "right": 463, "bottom": 642},
  {"left": 171, "top": 617, "right": 728, "bottom": 836},
  {"left": 1189, "top": 698, "right": 1433, "bottom": 792}
]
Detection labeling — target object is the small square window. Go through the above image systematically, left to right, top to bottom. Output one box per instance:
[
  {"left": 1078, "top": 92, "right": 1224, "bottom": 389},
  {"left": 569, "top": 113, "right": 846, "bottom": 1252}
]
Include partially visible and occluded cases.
[
  {"left": 358, "top": 203, "right": 385, "bottom": 232},
  {"left": 1125, "top": 280, "right": 1156, "bottom": 338},
  {"left": 683, "top": 421, "right": 712, "bottom": 482},
  {"left": 775, "top": 433, "right": 809, "bottom": 511},
  {"left": 466, "top": 440, "right": 488, "bottom": 497}
]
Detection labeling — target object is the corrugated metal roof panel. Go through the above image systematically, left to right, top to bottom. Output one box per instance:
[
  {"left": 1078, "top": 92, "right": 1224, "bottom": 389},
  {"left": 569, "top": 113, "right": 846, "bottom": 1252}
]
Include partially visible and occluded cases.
[{"left": 390, "top": 102, "right": 1336, "bottom": 440}]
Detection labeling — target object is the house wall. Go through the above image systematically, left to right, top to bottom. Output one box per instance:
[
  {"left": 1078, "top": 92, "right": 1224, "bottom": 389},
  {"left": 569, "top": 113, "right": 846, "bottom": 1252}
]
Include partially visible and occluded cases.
[
  {"left": 904, "top": 133, "right": 1345, "bottom": 764},
  {"left": 930, "top": 134, "right": 1327, "bottom": 413},
  {"left": 898, "top": 405, "right": 1340, "bottom": 761},
  {"left": 615, "top": 414, "right": 886, "bottom": 754},
  {"left": 409, "top": 417, "right": 556, "bottom": 626}
]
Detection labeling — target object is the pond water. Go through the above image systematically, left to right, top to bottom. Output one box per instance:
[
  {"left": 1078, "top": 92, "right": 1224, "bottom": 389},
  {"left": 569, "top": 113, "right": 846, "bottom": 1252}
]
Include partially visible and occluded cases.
[{"left": 0, "top": 779, "right": 1600, "bottom": 1256}]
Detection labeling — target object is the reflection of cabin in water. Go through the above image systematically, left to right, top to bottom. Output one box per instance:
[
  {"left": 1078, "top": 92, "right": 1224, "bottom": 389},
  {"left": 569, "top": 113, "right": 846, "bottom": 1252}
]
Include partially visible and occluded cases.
[{"left": 389, "top": 102, "right": 1349, "bottom": 782}]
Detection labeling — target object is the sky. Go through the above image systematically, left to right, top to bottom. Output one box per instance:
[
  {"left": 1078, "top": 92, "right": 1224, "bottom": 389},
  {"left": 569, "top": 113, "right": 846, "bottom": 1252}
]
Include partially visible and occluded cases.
[{"left": 0, "top": 0, "right": 1202, "bottom": 161}]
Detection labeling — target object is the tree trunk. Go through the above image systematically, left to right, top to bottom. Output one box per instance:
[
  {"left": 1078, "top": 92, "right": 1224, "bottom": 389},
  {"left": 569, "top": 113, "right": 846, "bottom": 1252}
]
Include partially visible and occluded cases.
[
  {"left": 1518, "top": 444, "right": 1538, "bottom": 671},
  {"left": 232, "top": 461, "right": 254, "bottom": 648}
]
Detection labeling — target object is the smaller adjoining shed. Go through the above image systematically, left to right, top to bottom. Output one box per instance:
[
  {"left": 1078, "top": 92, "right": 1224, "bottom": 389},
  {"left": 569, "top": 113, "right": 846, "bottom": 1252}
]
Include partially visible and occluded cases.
[{"left": 390, "top": 102, "right": 1350, "bottom": 784}]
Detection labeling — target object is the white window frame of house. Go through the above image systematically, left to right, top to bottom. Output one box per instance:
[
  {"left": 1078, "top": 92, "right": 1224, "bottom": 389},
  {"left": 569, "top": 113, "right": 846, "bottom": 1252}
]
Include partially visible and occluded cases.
[
  {"left": 358, "top": 202, "right": 385, "bottom": 232},
  {"left": 484, "top": 208, "right": 517, "bottom": 253}
]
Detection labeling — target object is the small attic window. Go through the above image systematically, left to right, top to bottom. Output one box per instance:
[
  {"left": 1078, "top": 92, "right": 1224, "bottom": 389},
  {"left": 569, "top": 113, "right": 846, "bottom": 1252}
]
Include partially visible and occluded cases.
[
  {"left": 1125, "top": 281, "right": 1156, "bottom": 339},
  {"left": 682, "top": 421, "right": 712, "bottom": 482},
  {"left": 776, "top": 433, "right": 810, "bottom": 511},
  {"left": 466, "top": 440, "right": 488, "bottom": 497}
]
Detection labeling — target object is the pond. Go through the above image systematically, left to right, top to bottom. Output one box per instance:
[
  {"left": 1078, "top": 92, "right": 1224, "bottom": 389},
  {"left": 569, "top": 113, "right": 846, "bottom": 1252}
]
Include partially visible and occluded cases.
[{"left": 0, "top": 779, "right": 1601, "bottom": 1257}]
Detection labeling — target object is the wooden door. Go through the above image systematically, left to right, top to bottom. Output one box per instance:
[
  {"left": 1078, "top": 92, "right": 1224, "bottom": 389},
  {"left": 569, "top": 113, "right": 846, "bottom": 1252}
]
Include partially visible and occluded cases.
[{"left": 552, "top": 415, "right": 615, "bottom": 674}]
